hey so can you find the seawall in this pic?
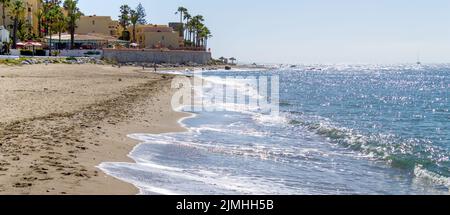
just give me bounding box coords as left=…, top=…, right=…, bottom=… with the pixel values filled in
left=102, top=49, right=212, bottom=65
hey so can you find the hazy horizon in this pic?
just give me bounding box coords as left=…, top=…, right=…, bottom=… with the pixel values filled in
left=79, top=0, right=450, bottom=64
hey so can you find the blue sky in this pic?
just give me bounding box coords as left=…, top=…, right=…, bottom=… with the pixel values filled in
left=78, top=0, right=450, bottom=64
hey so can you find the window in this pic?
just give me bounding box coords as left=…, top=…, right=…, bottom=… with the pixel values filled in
left=162, top=36, right=165, bottom=40
left=92, top=20, right=95, bottom=25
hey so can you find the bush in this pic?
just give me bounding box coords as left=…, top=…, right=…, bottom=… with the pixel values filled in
left=19, top=49, right=47, bottom=56
left=119, top=30, right=130, bottom=41
left=66, top=57, right=77, bottom=61
left=20, top=49, right=33, bottom=56
left=51, top=51, right=60, bottom=56
left=0, top=57, right=30, bottom=65
left=35, top=49, right=46, bottom=56
left=84, top=51, right=101, bottom=55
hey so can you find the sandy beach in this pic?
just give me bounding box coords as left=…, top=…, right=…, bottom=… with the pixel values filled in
left=0, top=64, right=188, bottom=195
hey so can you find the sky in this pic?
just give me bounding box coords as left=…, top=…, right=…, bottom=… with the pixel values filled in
left=78, top=0, right=450, bottom=64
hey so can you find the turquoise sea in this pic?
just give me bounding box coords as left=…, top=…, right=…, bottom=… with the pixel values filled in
left=100, top=64, right=449, bottom=195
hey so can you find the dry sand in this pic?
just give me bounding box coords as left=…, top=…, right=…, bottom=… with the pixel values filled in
left=0, top=64, right=188, bottom=195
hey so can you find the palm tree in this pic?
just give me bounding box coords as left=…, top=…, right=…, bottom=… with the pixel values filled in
left=229, top=57, right=236, bottom=65
left=63, top=0, right=81, bottom=49
left=175, top=7, right=187, bottom=24
left=183, top=12, right=191, bottom=42
left=17, top=19, right=30, bottom=41
left=9, top=0, right=24, bottom=49
left=0, top=0, right=10, bottom=28
left=175, top=6, right=187, bottom=37
left=42, top=0, right=53, bottom=36
left=129, top=9, right=138, bottom=43
left=45, top=1, right=61, bottom=55
left=185, top=16, right=193, bottom=46
left=35, top=4, right=44, bottom=37
left=194, top=22, right=204, bottom=47
left=189, top=15, right=204, bottom=47
left=199, top=26, right=211, bottom=49
left=53, top=8, right=66, bottom=49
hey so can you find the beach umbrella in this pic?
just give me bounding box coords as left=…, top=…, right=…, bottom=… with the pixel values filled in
left=130, top=43, right=139, bottom=48
left=24, top=42, right=43, bottom=55
left=31, top=42, right=42, bottom=47
left=20, top=41, right=42, bottom=47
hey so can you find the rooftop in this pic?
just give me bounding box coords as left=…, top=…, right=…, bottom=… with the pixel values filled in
left=136, top=25, right=175, bottom=33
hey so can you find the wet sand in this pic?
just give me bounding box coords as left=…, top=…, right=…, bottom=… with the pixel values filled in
left=0, top=64, right=188, bottom=194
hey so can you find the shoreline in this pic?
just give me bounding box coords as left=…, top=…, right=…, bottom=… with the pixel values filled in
left=97, top=106, right=197, bottom=195
left=0, top=64, right=189, bottom=194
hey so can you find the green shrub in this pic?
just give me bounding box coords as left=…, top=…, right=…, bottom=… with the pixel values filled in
left=119, top=30, right=131, bottom=41
left=0, top=58, right=26, bottom=65
left=84, top=51, right=101, bottom=55
left=20, top=49, right=33, bottom=56
left=66, top=57, right=77, bottom=61
left=35, top=49, right=46, bottom=56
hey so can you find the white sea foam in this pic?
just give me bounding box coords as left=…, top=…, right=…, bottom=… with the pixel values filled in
left=414, top=165, right=450, bottom=190
left=99, top=160, right=297, bottom=195
left=252, top=113, right=289, bottom=125
left=126, top=131, right=327, bottom=165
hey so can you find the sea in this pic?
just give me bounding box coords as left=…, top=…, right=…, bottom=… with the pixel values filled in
left=99, top=64, right=449, bottom=195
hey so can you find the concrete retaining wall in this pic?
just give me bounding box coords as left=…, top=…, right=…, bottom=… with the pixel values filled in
left=10, top=49, right=50, bottom=56
left=9, top=49, right=101, bottom=58
left=58, top=49, right=103, bottom=58
left=102, top=49, right=211, bottom=65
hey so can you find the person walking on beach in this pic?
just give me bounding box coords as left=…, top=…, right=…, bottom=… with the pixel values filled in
left=154, top=63, right=157, bottom=72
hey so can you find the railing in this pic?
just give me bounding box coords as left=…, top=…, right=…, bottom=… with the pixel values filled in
left=172, top=46, right=207, bottom=51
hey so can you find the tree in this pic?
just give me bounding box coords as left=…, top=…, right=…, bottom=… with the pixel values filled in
left=129, top=3, right=147, bottom=42
left=52, top=7, right=66, bottom=49
left=183, top=12, right=191, bottom=42
left=42, top=0, right=54, bottom=36
left=199, top=26, right=212, bottom=49
left=9, top=0, right=24, bottom=49
left=44, top=1, right=61, bottom=55
left=189, top=15, right=204, bottom=47
left=119, top=4, right=130, bottom=28
left=175, top=7, right=187, bottom=24
left=229, top=57, right=236, bottom=65
left=63, top=0, right=81, bottom=49
left=129, top=9, right=138, bottom=42
left=118, top=4, right=131, bottom=40
left=17, top=17, right=36, bottom=41
left=136, top=3, right=146, bottom=24
left=175, top=6, right=187, bottom=37
left=0, top=0, right=10, bottom=28
left=35, top=6, right=44, bottom=37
